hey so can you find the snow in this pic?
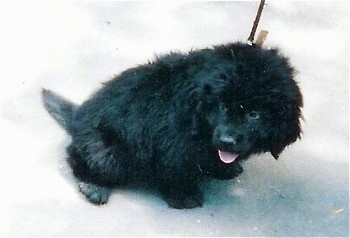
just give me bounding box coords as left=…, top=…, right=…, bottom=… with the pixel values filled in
left=1, top=1, right=348, bottom=236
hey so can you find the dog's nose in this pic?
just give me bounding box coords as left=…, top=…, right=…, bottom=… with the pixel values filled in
left=219, top=134, right=243, bottom=145
left=219, top=135, right=235, bottom=143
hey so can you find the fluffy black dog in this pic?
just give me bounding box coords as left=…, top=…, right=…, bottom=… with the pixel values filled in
left=42, top=43, right=303, bottom=209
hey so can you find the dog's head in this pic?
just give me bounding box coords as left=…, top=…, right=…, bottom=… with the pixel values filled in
left=193, top=44, right=303, bottom=163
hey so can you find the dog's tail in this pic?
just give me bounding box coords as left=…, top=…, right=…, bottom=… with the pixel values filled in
left=42, top=89, right=77, bottom=133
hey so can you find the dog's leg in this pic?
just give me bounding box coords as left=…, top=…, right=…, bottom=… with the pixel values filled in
left=78, top=182, right=111, bottom=205
left=158, top=178, right=203, bottom=209
left=66, top=131, right=127, bottom=205
left=161, top=188, right=203, bottom=209
left=208, top=162, right=244, bottom=180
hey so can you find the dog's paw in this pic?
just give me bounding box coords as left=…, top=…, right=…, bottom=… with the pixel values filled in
left=228, top=163, right=244, bottom=177
left=164, top=190, right=203, bottom=209
left=210, top=163, right=244, bottom=180
left=78, top=182, right=111, bottom=205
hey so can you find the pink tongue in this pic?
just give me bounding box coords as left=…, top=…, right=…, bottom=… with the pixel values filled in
left=218, top=150, right=239, bottom=164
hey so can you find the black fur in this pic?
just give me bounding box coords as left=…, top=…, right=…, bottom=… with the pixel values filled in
left=42, top=43, right=303, bottom=209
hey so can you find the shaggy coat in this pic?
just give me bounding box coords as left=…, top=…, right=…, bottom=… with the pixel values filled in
left=42, top=43, right=303, bottom=209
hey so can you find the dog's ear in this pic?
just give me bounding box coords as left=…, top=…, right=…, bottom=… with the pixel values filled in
left=269, top=120, right=302, bottom=160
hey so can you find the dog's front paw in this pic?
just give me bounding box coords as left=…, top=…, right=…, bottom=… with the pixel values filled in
left=225, top=163, right=244, bottom=177
left=164, top=190, right=203, bottom=209
left=78, top=182, right=111, bottom=205
left=209, top=163, right=244, bottom=180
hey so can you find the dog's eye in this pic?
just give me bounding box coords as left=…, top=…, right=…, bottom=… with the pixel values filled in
left=247, top=111, right=260, bottom=120
left=218, top=73, right=228, bottom=80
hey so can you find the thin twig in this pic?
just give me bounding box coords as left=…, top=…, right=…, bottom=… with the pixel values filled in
left=247, top=0, right=266, bottom=45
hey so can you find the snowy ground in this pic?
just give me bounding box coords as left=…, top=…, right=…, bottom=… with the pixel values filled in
left=1, top=1, right=348, bottom=236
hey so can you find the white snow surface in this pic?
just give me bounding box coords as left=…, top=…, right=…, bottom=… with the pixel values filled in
left=1, top=1, right=348, bottom=236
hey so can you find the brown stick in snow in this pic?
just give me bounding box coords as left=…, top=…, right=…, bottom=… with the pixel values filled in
left=247, top=0, right=266, bottom=45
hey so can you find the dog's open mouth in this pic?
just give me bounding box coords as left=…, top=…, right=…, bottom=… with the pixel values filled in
left=218, top=150, right=239, bottom=164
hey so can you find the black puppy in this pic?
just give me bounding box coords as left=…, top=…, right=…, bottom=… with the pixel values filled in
left=42, top=43, right=303, bottom=209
